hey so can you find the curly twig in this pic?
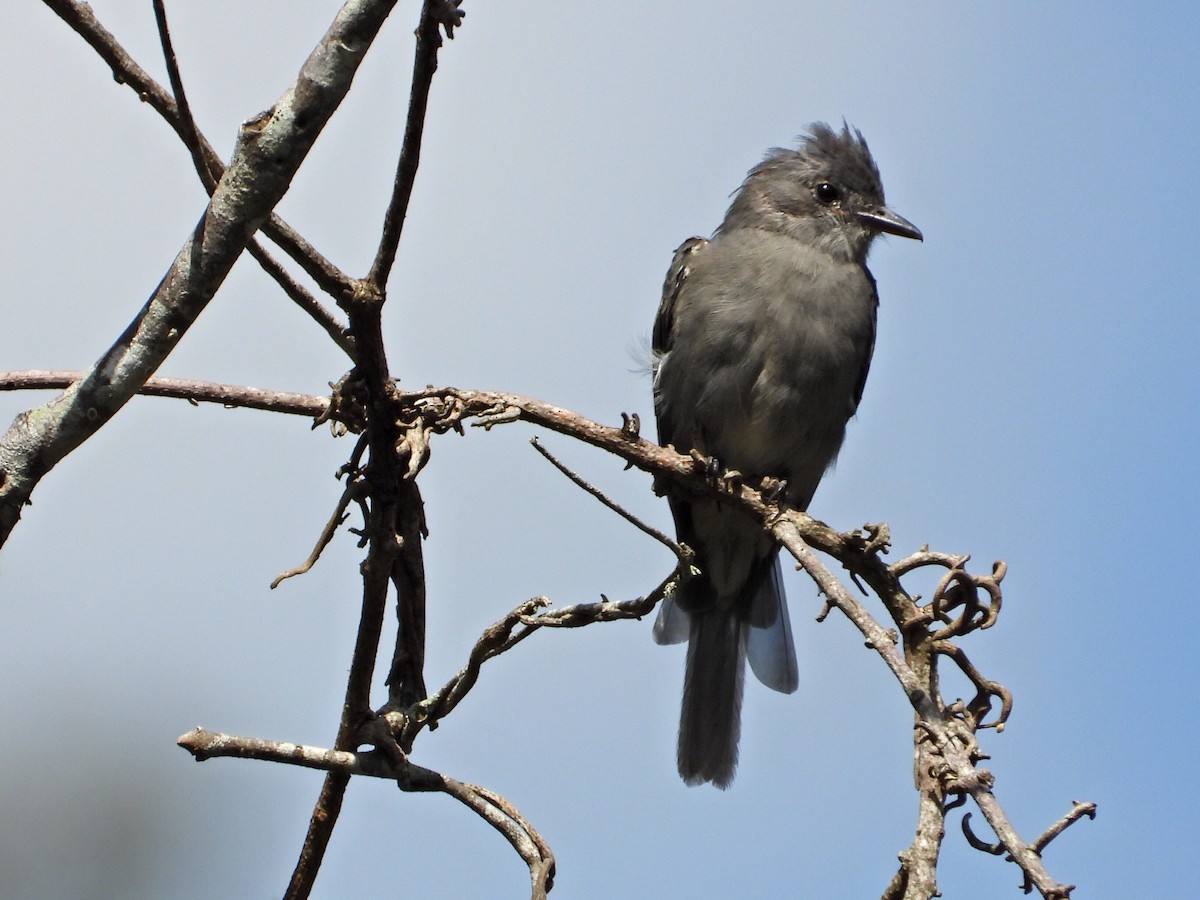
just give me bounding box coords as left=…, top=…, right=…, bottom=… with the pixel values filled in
left=409, top=575, right=671, bottom=745
left=935, top=640, right=1014, bottom=731
left=271, top=475, right=361, bottom=589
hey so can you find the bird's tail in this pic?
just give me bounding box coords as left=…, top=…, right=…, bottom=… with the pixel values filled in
left=665, top=556, right=797, bottom=788
left=678, top=605, right=744, bottom=789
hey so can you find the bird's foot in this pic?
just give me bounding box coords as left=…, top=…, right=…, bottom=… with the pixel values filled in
left=687, top=450, right=742, bottom=493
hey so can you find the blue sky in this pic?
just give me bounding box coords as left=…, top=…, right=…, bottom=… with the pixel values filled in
left=2, top=2, right=1197, bottom=897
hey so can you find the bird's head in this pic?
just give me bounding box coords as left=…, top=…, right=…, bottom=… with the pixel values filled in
left=722, top=122, right=922, bottom=263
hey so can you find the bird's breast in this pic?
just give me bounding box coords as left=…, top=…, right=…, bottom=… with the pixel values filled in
left=693, top=242, right=876, bottom=492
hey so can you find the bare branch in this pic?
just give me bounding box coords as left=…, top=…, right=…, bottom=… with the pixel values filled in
left=285, top=772, right=350, bottom=900
left=179, top=726, right=554, bottom=899
left=522, top=582, right=667, bottom=628
left=2, top=0, right=403, bottom=547
left=0, top=379, right=695, bottom=485
left=415, top=598, right=551, bottom=731
left=42, top=0, right=356, bottom=302
left=178, top=727, right=392, bottom=776
left=3, top=358, right=1088, bottom=894
left=441, top=778, right=555, bottom=899
left=282, top=0, right=468, bottom=860
left=765, top=520, right=1082, bottom=898
left=961, top=801, right=1093, bottom=899
left=411, top=576, right=672, bottom=742
left=884, top=784, right=945, bottom=900
left=52, top=0, right=361, bottom=355
left=1032, top=802, right=1097, bottom=856
left=151, top=1, right=354, bottom=355
left=0, top=371, right=328, bottom=416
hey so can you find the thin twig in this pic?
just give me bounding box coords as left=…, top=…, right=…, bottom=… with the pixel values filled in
left=367, top=0, right=465, bottom=288
left=530, top=436, right=682, bottom=556
left=413, top=598, right=549, bottom=734
left=151, top=0, right=216, bottom=190
left=152, top=0, right=354, bottom=354
left=245, top=242, right=355, bottom=356
left=43, top=0, right=356, bottom=301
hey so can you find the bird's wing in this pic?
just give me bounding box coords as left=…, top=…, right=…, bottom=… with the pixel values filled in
left=652, top=236, right=709, bottom=355
left=651, top=236, right=710, bottom=645
left=652, top=236, right=708, bottom=447
left=851, top=271, right=880, bottom=413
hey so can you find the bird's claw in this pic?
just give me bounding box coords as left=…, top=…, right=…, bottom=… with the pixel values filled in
left=688, top=450, right=732, bottom=488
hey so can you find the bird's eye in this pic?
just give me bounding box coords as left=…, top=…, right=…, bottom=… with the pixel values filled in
left=814, top=182, right=841, bottom=205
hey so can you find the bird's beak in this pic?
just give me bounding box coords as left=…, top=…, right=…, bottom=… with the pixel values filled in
left=856, top=206, right=923, bottom=241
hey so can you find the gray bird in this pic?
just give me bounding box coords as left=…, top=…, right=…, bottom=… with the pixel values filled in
left=651, top=122, right=921, bottom=788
